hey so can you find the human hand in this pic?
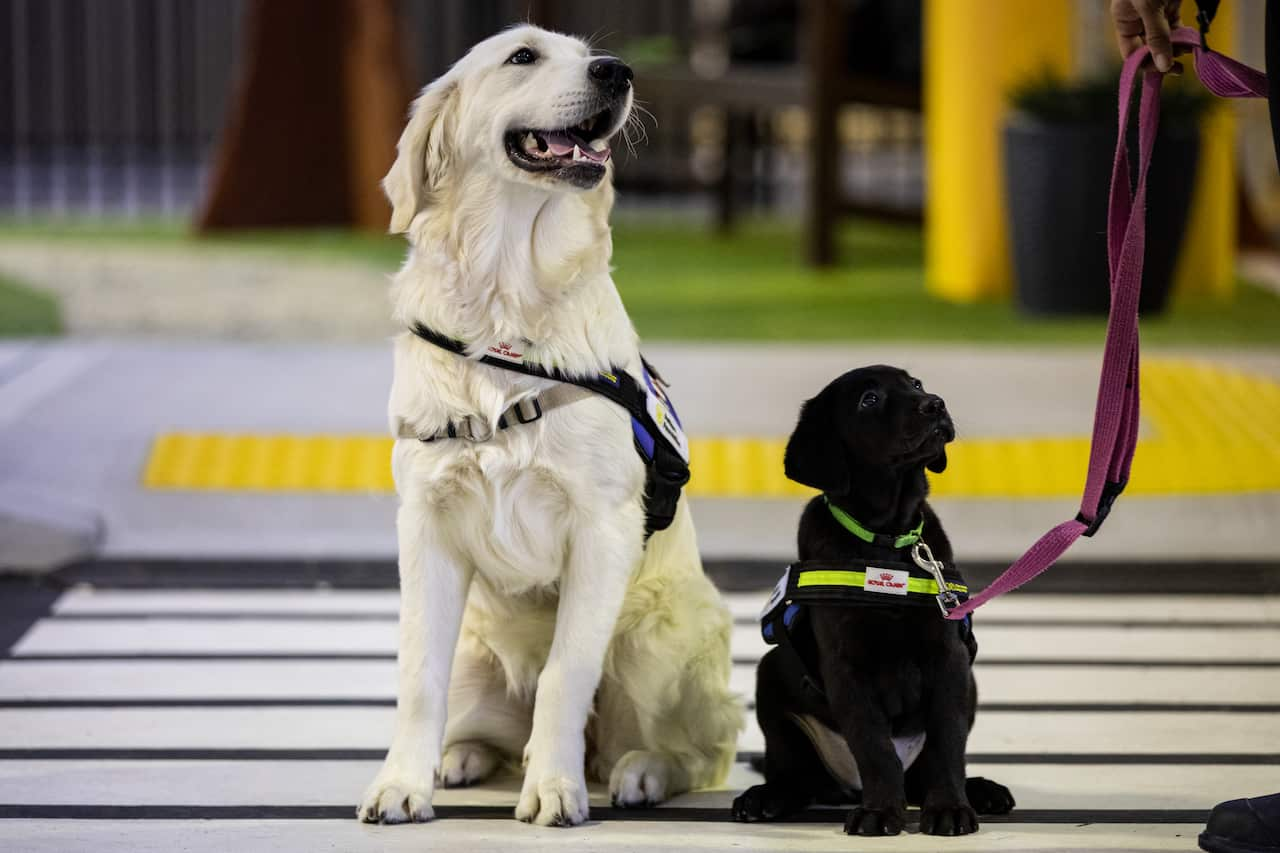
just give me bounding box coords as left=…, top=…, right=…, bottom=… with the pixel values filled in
left=1111, top=0, right=1181, bottom=72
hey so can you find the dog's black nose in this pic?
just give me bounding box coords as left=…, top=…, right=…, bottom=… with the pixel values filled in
left=919, top=394, right=946, bottom=416
left=588, top=57, right=633, bottom=97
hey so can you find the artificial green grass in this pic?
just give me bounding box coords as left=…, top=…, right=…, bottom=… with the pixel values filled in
left=0, top=273, right=61, bottom=336
left=611, top=217, right=1280, bottom=345
left=1, top=215, right=1277, bottom=344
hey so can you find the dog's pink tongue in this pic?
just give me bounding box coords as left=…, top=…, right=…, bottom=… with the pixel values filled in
left=541, top=131, right=611, bottom=163
left=542, top=132, right=577, bottom=157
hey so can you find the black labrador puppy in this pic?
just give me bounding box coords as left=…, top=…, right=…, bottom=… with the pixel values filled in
left=732, top=365, right=1014, bottom=836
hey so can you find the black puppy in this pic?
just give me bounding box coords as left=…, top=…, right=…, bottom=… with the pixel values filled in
left=732, top=365, right=1014, bottom=836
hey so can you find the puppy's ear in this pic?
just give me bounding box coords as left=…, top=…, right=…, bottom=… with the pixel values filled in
left=927, top=448, right=948, bottom=474
left=383, top=77, right=459, bottom=233
left=784, top=391, right=850, bottom=494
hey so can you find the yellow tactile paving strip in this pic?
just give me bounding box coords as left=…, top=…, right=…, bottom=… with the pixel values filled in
left=143, top=359, right=1280, bottom=498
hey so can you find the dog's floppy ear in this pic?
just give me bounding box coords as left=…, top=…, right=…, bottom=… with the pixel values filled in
left=784, top=390, right=850, bottom=495
left=927, top=448, right=947, bottom=474
left=383, top=76, right=459, bottom=233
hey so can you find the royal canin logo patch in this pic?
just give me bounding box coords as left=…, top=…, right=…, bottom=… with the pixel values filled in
left=487, top=341, right=524, bottom=362
left=863, top=567, right=909, bottom=595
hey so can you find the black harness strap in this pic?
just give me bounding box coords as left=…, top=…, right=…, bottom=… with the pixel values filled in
left=409, top=323, right=645, bottom=417
left=761, top=558, right=975, bottom=698
left=407, top=322, right=690, bottom=538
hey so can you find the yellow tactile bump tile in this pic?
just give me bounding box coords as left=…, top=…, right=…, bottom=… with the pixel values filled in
left=143, top=360, right=1280, bottom=498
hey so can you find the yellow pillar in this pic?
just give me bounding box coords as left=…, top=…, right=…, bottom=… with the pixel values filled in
left=1173, top=0, right=1236, bottom=300
left=925, top=0, right=1074, bottom=302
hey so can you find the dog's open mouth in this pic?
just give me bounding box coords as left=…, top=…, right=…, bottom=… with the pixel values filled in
left=504, top=108, right=615, bottom=180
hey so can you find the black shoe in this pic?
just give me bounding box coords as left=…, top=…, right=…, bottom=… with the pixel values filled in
left=1200, top=793, right=1280, bottom=853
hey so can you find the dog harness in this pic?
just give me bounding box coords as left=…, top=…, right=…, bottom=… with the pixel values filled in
left=402, top=322, right=690, bottom=538
left=760, top=500, right=972, bottom=695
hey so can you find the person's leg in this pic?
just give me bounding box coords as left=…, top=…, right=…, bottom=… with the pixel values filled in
left=1198, top=9, right=1280, bottom=853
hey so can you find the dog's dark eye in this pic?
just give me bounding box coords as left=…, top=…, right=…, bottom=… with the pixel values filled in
left=911, top=379, right=923, bottom=391
left=859, top=391, right=880, bottom=409
left=506, top=47, right=537, bottom=65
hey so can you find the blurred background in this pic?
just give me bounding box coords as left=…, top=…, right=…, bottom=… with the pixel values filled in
left=1, top=0, right=1278, bottom=344
left=0, top=0, right=1277, bottom=630
left=1, top=4, right=1278, bottom=849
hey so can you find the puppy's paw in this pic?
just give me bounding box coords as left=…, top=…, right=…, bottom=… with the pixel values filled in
left=966, top=776, right=1015, bottom=815
left=440, top=741, right=501, bottom=788
left=357, top=772, right=435, bottom=825
left=920, top=803, right=979, bottom=836
left=515, top=772, right=589, bottom=827
left=844, top=804, right=907, bottom=836
left=731, top=784, right=794, bottom=822
left=609, top=750, right=675, bottom=808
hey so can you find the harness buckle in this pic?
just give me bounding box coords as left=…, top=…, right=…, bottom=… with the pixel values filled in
left=458, top=417, right=494, bottom=442
left=911, top=541, right=961, bottom=616
left=1075, top=478, right=1127, bottom=537
left=1195, top=0, right=1218, bottom=51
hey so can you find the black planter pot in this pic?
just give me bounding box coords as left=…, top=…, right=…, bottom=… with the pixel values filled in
left=1003, top=115, right=1200, bottom=316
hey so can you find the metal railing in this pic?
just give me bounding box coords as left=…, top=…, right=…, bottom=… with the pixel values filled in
left=0, top=0, right=921, bottom=222
left=1, top=0, right=246, bottom=216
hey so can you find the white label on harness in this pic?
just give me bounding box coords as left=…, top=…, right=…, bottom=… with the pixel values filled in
left=761, top=565, right=791, bottom=620
left=641, top=368, right=690, bottom=462
left=484, top=340, right=528, bottom=365
left=864, top=567, right=909, bottom=595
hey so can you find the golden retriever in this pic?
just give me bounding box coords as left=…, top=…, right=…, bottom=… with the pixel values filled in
left=357, top=25, right=741, bottom=828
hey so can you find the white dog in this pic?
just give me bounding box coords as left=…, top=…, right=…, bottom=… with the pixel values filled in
left=358, top=25, right=741, bottom=828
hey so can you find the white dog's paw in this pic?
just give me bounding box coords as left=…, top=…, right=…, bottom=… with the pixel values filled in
left=357, top=771, right=435, bottom=824
left=609, top=750, right=675, bottom=808
left=515, top=771, right=589, bottom=827
left=440, top=741, right=501, bottom=788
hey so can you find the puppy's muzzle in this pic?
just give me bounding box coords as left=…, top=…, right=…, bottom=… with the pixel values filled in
left=918, top=394, right=955, bottom=442
left=918, top=394, right=946, bottom=416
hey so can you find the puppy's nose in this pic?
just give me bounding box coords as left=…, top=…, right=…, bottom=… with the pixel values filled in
left=588, top=57, right=633, bottom=97
left=919, top=395, right=946, bottom=416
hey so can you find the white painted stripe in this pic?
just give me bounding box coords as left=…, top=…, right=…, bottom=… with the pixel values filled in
left=1, top=660, right=1267, bottom=705
left=14, top=618, right=1280, bottom=661
left=52, top=589, right=401, bottom=615
left=0, top=661, right=398, bottom=699
left=730, top=664, right=1280, bottom=705
left=52, top=589, right=1280, bottom=623
left=731, top=624, right=1280, bottom=663
left=0, top=818, right=1209, bottom=853
left=12, top=619, right=398, bottom=655
left=741, top=711, right=1280, bottom=756
left=0, top=660, right=1268, bottom=706
left=968, top=665, right=1280, bottom=703
left=0, top=760, right=1260, bottom=812
left=0, top=708, right=1273, bottom=754
left=723, top=592, right=1280, bottom=623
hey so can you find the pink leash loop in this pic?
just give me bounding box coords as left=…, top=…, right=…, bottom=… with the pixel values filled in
left=946, top=29, right=1267, bottom=620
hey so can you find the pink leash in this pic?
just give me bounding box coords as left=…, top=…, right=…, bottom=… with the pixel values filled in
left=946, top=28, right=1269, bottom=620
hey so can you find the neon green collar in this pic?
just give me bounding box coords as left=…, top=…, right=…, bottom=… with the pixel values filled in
left=824, top=497, right=924, bottom=550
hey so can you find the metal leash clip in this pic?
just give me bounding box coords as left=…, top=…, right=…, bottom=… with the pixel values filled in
left=911, top=541, right=961, bottom=616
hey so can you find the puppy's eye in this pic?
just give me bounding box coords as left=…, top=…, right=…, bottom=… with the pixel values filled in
left=506, top=47, right=537, bottom=65
left=911, top=379, right=923, bottom=391
left=859, top=391, right=880, bottom=409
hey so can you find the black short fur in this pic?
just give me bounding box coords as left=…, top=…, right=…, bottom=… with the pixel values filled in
left=731, top=365, right=1015, bottom=836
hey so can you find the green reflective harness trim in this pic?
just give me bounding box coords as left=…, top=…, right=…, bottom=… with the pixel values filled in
left=824, top=497, right=924, bottom=550
left=796, top=568, right=968, bottom=597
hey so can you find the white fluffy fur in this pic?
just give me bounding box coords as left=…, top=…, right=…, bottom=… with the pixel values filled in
left=358, top=26, right=741, bottom=828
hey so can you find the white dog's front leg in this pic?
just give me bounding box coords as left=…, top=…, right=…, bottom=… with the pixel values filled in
left=358, top=504, right=472, bottom=824
left=516, top=521, right=640, bottom=827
